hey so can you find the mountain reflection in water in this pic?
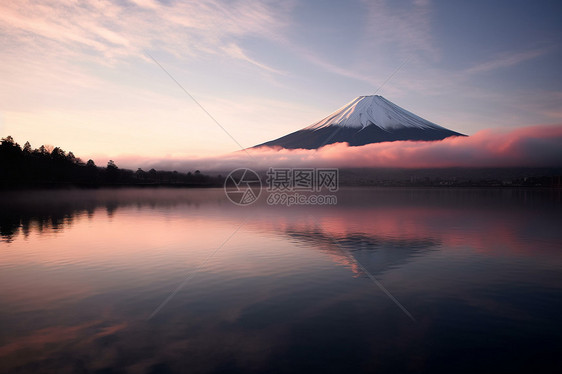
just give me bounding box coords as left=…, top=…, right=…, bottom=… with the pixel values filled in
left=1, top=188, right=561, bottom=373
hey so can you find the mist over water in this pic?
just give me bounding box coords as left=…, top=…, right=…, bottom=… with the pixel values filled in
left=1, top=188, right=561, bottom=373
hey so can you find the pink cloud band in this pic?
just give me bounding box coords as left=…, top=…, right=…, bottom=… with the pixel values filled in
left=111, top=124, right=562, bottom=171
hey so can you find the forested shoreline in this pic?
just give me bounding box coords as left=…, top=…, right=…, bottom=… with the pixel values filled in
left=0, top=136, right=223, bottom=188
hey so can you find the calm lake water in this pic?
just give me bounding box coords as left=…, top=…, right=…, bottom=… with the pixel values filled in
left=1, top=188, right=561, bottom=373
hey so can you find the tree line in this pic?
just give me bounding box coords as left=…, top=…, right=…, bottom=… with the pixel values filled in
left=0, top=136, right=223, bottom=188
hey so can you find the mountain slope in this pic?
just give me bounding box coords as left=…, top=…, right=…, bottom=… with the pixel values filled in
left=255, top=95, right=465, bottom=149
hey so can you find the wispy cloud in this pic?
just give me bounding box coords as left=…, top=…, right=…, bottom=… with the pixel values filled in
left=286, top=0, right=437, bottom=92
left=286, top=44, right=380, bottom=87
left=0, top=0, right=289, bottom=72
left=361, top=0, right=436, bottom=58
left=466, top=48, right=549, bottom=74
left=221, top=43, right=285, bottom=75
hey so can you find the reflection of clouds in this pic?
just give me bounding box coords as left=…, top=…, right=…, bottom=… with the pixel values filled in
left=0, top=319, right=129, bottom=372
left=0, top=320, right=128, bottom=357
left=0, top=188, right=230, bottom=242
left=1, top=188, right=561, bottom=372
left=245, top=188, right=562, bottom=258
left=0, top=255, right=363, bottom=373
left=3, top=188, right=562, bottom=258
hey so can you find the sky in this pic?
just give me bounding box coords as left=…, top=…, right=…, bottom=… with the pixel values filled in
left=1, top=0, right=561, bottom=168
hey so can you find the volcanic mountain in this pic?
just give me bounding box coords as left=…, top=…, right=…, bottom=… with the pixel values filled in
left=255, top=95, right=465, bottom=149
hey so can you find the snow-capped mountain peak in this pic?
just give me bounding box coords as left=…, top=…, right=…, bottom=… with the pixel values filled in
left=254, top=95, right=465, bottom=150
left=306, top=95, right=447, bottom=131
